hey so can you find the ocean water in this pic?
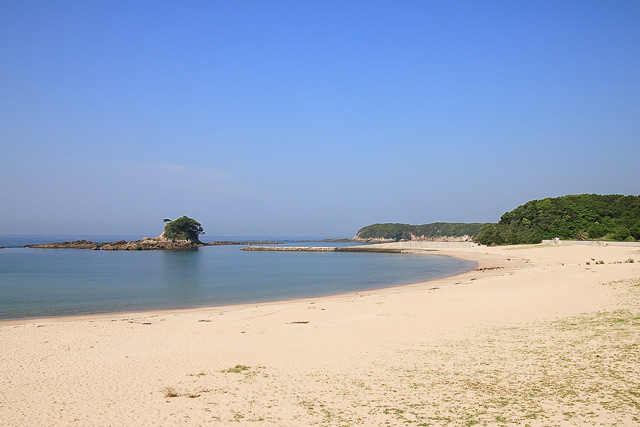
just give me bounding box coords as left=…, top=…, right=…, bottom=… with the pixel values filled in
left=0, top=235, right=476, bottom=320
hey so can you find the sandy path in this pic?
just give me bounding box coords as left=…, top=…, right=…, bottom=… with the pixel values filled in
left=1, top=243, right=639, bottom=426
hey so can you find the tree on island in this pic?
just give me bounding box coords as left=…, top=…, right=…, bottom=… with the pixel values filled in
left=162, top=216, right=205, bottom=243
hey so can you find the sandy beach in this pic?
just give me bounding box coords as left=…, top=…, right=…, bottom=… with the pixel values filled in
left=1, top=243, right=639, bottom=426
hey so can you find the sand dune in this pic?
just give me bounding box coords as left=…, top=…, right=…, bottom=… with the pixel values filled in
left=1, top=243, right=639, bottom=426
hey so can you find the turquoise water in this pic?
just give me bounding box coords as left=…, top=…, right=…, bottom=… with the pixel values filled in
left=0, top=236, right=476, bottom=320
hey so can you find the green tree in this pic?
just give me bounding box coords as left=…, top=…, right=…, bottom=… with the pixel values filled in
left=163, top=216, right=205, bottom=243
left=479, top=194, right=640, bottom=245
left=356, top=222, right=486, bottom=241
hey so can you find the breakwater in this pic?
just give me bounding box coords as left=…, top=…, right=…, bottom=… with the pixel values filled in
left=242, top=246, right=421, bottom=254
left=242, top=246, right=336, bottom=252
left=242, top=241, right=478, bottom=253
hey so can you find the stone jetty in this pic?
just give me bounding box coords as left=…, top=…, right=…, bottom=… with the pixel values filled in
left=242, top=241, right=477, bottom=253
left=242, top=246, right=410, bottom=254
left=242, top=246, right=336, bottom=252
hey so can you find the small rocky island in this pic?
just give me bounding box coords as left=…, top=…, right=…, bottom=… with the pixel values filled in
left=24, top=216, right=278, bottom=251
left=25, top=237, right=202, bottom=251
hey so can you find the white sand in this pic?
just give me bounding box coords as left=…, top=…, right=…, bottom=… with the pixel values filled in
left=1, top=243, right=639, bottom=426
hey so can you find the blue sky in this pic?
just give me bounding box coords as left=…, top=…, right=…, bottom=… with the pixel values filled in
left=1, top=1, right=639, bottom=237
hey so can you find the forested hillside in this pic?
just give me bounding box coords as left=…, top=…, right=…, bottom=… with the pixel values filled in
left=477, top=194, right=640, bottom=245
left=355, top=222, right=486, bottom=242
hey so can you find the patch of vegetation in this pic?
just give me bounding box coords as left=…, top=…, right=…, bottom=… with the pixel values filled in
left=222, top=364, right=251, bottom=374
left=477, top=194, right=640, bottom=245
left=163, top=386, right=179, bottom=398
left=162, top=216, right=205, bottom=243
left=356, top=222, right=487, bottom=241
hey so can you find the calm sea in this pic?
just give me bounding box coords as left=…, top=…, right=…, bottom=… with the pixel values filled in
left=0, top=235, right=476, bottom=320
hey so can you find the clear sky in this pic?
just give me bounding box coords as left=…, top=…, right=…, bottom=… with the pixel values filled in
left=1, top=1, right=639, bottom=238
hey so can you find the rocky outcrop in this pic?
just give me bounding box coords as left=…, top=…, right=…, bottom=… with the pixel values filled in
left=100, top=237, right=201, bottom=250
left=25, top=237, right=285, bottom=250
left=26, top=237, right=201, bottom=251
left=26, top=240, right=101, bottom=250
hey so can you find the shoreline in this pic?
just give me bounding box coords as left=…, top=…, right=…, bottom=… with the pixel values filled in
left=0, top=246, right=483, bottom=325
left=2, top=243, right=639, bottom=425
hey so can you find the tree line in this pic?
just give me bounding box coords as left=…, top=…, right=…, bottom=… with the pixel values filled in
left=477, top=194, right=640, bottom=245
left=356, top=222, right=486, bottom=241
